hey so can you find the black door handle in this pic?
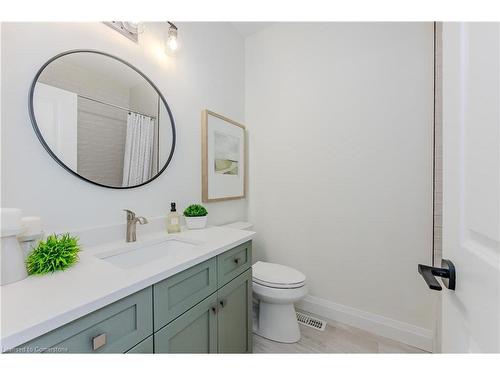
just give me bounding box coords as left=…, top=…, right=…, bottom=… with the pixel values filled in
left=418, top=259, right=456, bottom=291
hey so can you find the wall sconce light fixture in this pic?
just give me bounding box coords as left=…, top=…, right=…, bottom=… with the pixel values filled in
left=165, top=22, right=179, bottom=56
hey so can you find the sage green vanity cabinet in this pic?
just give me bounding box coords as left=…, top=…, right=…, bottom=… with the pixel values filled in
left=155, top=293, right=218, bottom=353
left=153, top=241, right=253, bottom=353
left=154, top=268, right=253, bottom=354
left=14, top=286, right=153, bottom=353
left=126, top=335, right=154, bottom=353
left=153, top=258, right=217, bottom=330
left=217, top=268, right=252, bottom=353
left=12, top=240, right=252, bottom=354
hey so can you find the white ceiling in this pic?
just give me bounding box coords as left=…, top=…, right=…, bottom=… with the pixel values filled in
left=230, top=22, right=274, bottom=37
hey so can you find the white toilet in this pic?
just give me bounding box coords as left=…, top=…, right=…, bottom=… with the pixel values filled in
left=252, top=261, right=307, bottom=343
left=221, top=222, right=307, bottom=343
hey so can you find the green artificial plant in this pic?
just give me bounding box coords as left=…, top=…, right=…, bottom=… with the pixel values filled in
left=183, top=204, right=208, bottom=217
left=26, top=233, right=80, bottom=275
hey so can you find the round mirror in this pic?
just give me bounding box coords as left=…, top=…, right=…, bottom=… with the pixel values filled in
left=29, top=50, right=176, bottom=189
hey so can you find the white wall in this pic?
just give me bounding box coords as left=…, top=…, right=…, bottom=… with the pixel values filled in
left=1, top=22, right=247, bottom=233
left=245, top=23, right=436, bottom=341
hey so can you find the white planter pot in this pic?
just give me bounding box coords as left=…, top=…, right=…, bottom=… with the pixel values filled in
left=185, top=216, right=208, bottom=230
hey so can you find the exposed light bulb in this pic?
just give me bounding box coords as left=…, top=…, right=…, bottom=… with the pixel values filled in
left=167, top=36, right=178, bottom=51
left=165, top=22, right=179, bottom=56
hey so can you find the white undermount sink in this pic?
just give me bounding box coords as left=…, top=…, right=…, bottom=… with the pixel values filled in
left=95, top=238, right=201, bottom=269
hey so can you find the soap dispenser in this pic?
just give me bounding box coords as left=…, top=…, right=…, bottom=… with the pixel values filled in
left=166, top=202, right=181, bottom=234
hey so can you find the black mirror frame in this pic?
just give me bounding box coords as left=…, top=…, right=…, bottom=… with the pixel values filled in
left=28, top=49, right=176, bottom=189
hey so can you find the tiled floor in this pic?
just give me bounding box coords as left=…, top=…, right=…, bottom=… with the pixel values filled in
left=253, top=313, right=427, bottom=354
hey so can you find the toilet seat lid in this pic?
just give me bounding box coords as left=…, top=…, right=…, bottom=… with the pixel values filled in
left=252, top=261, right=306, bottom=288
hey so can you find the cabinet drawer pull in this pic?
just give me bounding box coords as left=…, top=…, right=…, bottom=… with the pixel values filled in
left=92, top=333, right=107, bottom=351
left=233, top=257, right=241, bottom=264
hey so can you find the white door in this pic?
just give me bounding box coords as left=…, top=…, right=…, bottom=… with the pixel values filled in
left=33, top=82, right=78, bottom=170
left=441, top=22, right=500, bottom=353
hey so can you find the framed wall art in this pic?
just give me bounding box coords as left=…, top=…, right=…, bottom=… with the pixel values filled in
left=201, top=109, right=246, bottom=202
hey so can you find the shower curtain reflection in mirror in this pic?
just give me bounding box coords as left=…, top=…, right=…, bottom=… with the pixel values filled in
left=122, top=113, right=156, bottom=186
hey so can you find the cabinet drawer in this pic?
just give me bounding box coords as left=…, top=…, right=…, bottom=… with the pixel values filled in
left=15, top=287, right=153, bottom=353
left=217, top=241, right=252, bottom=287
left=126, top=335, right=154, bottom=353
left=154, top=258, right=217, bottom=330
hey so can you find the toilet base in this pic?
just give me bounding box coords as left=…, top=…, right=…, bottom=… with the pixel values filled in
left=256, top=301, right=301, bottom=343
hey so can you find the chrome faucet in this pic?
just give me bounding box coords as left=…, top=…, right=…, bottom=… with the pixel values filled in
left=124, top=209, right=148, bottom=242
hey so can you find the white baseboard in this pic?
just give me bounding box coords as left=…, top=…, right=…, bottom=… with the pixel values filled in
left=296, top=295, right=433, bottom=352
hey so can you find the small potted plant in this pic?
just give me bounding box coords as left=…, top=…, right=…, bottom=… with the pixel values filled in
left=183, top=204, right=208, bottom=230
left=26, top=233, right=80, bottom=275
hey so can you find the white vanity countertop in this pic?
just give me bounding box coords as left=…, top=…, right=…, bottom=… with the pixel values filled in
left=0, top=226, right=255, bottom=351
